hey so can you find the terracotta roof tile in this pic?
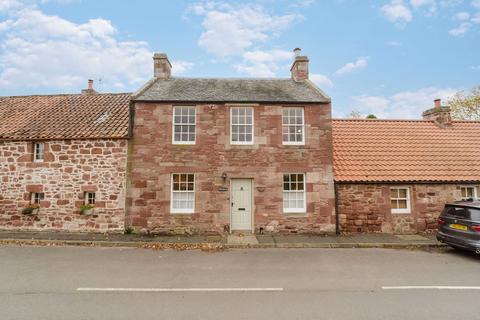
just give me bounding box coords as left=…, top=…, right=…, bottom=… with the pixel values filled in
left=332, top=119, right=480, bottom=182
left=0, top=93, right=131, bottom=140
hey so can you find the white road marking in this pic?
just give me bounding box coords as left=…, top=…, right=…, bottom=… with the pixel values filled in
left=77, top=287, right=284, bottom=292
left=382, top=286, right=480, bottom=290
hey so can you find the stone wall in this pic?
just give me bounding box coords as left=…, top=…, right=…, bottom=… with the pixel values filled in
left=0, top=139, right=128, bottom=232
left=337, top=183, right=479, bottom=233
left=127, top=102, right=335, bottom=235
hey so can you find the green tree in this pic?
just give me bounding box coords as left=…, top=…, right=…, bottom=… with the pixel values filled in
left=366, top=114, right=377, bottom=119
left=448, top=86, right=480, bottom=120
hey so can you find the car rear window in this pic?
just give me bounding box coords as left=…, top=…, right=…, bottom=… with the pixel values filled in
left=441, top=206, right=480, bottom=221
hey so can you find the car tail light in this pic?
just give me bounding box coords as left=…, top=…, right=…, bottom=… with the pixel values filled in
left=438, top=218, right=445, bottom=226
left=471, top=225, right=480, bottom=232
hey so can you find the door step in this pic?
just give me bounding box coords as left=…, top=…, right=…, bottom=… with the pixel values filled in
left=227, top=234, right=259, bottom=245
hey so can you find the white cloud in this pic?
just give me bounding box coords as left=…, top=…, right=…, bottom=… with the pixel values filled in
left=171, top=60, right=194, bottom=75
left=352, top=87, right=459, bottom=119
left=385, top=40, right=402, bottom=46
left=335, top=57, right=368, bottom=75
left=472, top=12, right=480, bottom=22
left=381, top=0, right=413, bottom=24
left=0, top=2, right=194, bottom=92
left=187, top=2, right=301, bottom=59
left=310, top=73, right=333, bottom=88
left=234, top=49, right=293, bottom=77
left=472, top=0, right=480, bottom=9
left=453, top=11, right=470, bottom=20
left=449, top=21, right=472, bottom=35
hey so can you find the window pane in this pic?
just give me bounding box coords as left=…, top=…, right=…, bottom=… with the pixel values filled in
left=398, top=200, right=407, bottom=209
left=398, top=189, right=407, bottom=199
left=391, top=199, right=397, bottom=208
left=390, top=189, right=398, bottom=199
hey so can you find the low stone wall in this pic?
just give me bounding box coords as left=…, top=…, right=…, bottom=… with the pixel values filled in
left=337, top=183, right=478, bottom=234
left=0, top=139, right=128, bottom=232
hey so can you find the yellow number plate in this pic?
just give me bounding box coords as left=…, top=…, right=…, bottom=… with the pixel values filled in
left=450, top=224, right=468, bottom=231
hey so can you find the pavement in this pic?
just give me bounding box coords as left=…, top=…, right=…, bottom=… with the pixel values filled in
left=0, top=245, right=479, bottom=320
left=0, top=230, right=442, bottom=249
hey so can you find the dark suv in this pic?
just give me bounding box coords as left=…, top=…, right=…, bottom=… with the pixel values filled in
left=437, top=200, right=480, bottom=253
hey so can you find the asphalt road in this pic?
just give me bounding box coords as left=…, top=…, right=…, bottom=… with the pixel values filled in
left=0, top=246, right=479, bottom=320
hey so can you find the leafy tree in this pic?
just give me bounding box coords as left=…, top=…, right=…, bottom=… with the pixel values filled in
left=448, top=86, right=480, bottom=120
left=366, top=114, right=377, bottom=119
left=348, top=110, right=362, bottom=119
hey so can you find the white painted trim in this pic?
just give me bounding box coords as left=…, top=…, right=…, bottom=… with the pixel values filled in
left=172, top=106, right=196, bottom=145
left=77, top=287, right=284, bottom=292
left=382, top=286, right=480, bottom=290
left=33, top=142, right=44, bottom=163
left=460, top=185, right=478, bottom=200
left=282, top=107, right=305, bottom=145
left=84, top=192, right=96, bottom=205
left=283, top=173, right=307, bottom=214
left=230, top=106, right=254, bottom=145
left=170, top=173, right=195, bottom=214
left=390, top=186, right=411, bottom=214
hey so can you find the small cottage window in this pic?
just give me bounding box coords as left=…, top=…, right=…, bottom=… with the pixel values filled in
left=231, top=107, right=253, bottom=144
left=173, top=106, right=196, bottom=144
left=282, top=107, right=304, bottom=145
left=85, top=192, right=96, bottom=205
left=31, top=192, right=45, bottom=204
left=461, top=186, right=477, bottom=200
left=283, top=173, right=306, bottom=213
left=171, top=174, right=195, bottom=214
left=33, top=142, right=44, bottom=162
left=390, top=187, right=411, bottom=214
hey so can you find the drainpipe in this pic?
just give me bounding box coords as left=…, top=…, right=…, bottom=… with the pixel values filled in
left=334, top=181, right=340, bottom=235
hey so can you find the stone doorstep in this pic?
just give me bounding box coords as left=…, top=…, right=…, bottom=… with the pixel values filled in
left=227, top=234, right=259, bottom=245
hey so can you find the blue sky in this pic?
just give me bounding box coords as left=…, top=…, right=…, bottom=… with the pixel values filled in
left=0, top=0, right=479, bottom=118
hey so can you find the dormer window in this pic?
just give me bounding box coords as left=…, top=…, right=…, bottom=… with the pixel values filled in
left=33, top=142, right=44, bottom=162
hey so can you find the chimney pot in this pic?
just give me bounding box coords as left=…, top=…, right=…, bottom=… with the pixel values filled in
left=153, top=53, right=172, bottom=79
left=81, top=79, right=96, bottom=95
left=434, top=98, right=441, bottom=108
left=290, top=48, right=309, bottom=82
left=88, top=79, right=93, bottom=90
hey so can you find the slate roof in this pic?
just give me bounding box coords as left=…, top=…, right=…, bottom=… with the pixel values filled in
left=332, top=119, right=480, bottom=183
left=133, top=77, right=330, bottom=103
left=0, top=93, right=131, bottom=140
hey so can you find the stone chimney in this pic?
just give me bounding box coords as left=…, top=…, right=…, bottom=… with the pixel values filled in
left=81, top=79, right=97, bottom=95
left=422, top=98, right=452, bottom=127
left=290, top=48, right=309, bottom=82
left=153, top=53, right=172, bottom=79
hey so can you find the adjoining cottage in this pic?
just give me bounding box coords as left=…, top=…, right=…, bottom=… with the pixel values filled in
left=0, top=81, right=131, bottom=232
left=333, top=100, right=480, bottom=233
left=126, top=50, right=336, bottom=234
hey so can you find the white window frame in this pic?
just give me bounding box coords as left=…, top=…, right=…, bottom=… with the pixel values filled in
left=172, top=106, right=196, bottom=145
left=31, top=192, right=44, bottom=204
left=460, top=186, right=477, bottom=200
left=84, top=192, right=96, bottom=205
left=282, top=107, right=305, bottom=145
left=390, top=187, right=411, bottom=214
left=33, top=142, right=44, bottom=162
left=170, top=173, right=195, bottom=214
left=283, top=173, right=306, bottom=214
left=230, top=107, right=254, bottom=145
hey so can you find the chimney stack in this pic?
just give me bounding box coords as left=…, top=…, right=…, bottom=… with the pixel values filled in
left=153, top=53, right=172, bottom=79
left=81, top=79, right=97, bottom=95
left=422, top=98, right=452, bottom=127
left=290, top=48, right=309, bottom=82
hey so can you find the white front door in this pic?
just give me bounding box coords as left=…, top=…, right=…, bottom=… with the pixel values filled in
left=230, top=179, right=253, bottom=231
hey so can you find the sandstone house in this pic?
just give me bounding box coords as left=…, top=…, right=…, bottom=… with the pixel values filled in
left=0, top=83, right=130, bottom=232
left=126, top=51, right=336, bottom=234
left=1, top=51, right=479, bottom=235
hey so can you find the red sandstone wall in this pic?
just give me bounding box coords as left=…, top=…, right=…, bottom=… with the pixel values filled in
left=337, top=183, right=478, bottom=233
left=127, top=103, right=335, bottom=235
left=0, top=139, right=128, bottom=232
